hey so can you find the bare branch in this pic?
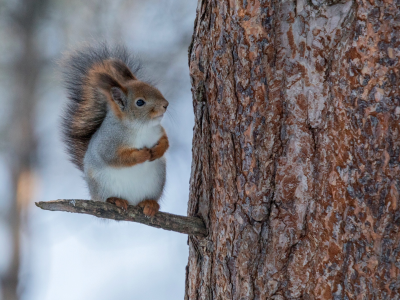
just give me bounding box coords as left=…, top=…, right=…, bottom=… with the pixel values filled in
left=35, top=200, right=207, bottom=236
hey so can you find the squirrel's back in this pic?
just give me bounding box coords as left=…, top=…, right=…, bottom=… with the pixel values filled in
left=61, top=43, right=142, bottom=170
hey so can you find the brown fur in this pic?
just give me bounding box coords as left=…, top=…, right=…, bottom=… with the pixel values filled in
left=62, top=44, right=168, bottom=172
left=66, top=59, right=134, bottom=169
left=150, top=133, right=169, bottom=161
left=112, top=147, right=151, bottom=167
left=86, top=62, right=168, bottom=123
left=106, top=197, right=129, bottom=210
left=62, top=45, right=168, bottom=214
left=118, top=80, right=169, bottom=122
left=86, top=60, right=128, bottom=120
left=138, top=199, right=160, bottom=216
left=111, top=131, right=169, bottom=167
left=69, top=73, right=168, bottom=167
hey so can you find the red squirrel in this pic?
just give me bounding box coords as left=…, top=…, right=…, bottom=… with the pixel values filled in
left=61, top=43, right=169, bottom=216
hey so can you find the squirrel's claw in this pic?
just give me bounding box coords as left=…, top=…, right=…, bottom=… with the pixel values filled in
left=106, top=197, right=129, bottom=211
left=138, top=200, right=160, bottom=217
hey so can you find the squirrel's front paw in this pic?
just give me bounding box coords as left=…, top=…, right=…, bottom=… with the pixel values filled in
left=150, top=136, right=169, bottom=161
left=138, top=200, right=160, bottom=217
left=116, top=147, right=151, bottom=166
left=106, top=197, right=129, bottom=211
left=136, top=148, right=151, bottom=163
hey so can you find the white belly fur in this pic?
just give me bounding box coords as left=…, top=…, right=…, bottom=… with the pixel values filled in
left=96, top=158, right=165, bottom=205
left=86, top=123, right=166, bottom=205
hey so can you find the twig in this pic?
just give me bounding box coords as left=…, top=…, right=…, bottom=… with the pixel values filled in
left=35, top=199, right=207, bottom=236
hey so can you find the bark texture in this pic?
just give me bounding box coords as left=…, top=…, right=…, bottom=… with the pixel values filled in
left=36, top=200, right=207, bottom=236
left=186, top=0, right=400, bottom=299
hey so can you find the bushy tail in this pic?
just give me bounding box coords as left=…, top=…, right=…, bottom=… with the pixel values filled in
left=61, top=43, right=142, bottom=170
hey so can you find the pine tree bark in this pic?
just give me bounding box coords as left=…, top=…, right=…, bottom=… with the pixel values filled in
left=185, top=0, right=400, bottom=299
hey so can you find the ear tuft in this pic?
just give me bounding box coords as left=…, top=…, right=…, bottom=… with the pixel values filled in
left=112, top=60, right=136, bottom=81
left=110, top=87, right=127, bottom=110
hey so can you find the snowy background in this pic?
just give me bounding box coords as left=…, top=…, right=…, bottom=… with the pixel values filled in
left=0, top=0, right=197, bottom=299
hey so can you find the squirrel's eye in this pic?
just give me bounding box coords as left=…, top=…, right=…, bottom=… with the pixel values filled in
left=136, top=99, right=145, bottom=107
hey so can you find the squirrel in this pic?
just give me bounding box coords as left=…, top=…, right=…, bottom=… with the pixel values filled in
left=61, top=44, right=169, bottom=216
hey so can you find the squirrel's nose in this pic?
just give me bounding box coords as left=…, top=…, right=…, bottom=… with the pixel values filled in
left=163, top=102, right=169, bottom=110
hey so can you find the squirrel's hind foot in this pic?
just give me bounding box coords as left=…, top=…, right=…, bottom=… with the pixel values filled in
left=138, top=200, right=160, bottom=217
left=106, top=197, right=129, bottom=211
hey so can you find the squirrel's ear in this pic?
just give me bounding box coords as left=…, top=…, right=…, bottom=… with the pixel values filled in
left=111, top=60, right=137, bottom=81
left=110, top=87, right=127, bottom=110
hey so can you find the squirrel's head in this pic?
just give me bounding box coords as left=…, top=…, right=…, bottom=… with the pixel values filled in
left=93, top=59, right=169, bottom=126
left=109, top=80, right=168, bottom=126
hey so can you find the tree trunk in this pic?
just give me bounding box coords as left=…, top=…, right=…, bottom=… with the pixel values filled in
left=2, top=1, right=48, bottom=299
left=185, top=0, right=400, bottom=299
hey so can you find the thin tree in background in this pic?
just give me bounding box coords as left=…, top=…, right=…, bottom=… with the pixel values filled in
left=3, top=0, right=48, bottom=299
left=185, top=0, right=400, bottom=299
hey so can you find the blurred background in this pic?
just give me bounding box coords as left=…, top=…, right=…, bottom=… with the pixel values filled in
left=0, top=0, right=196, bottom=299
